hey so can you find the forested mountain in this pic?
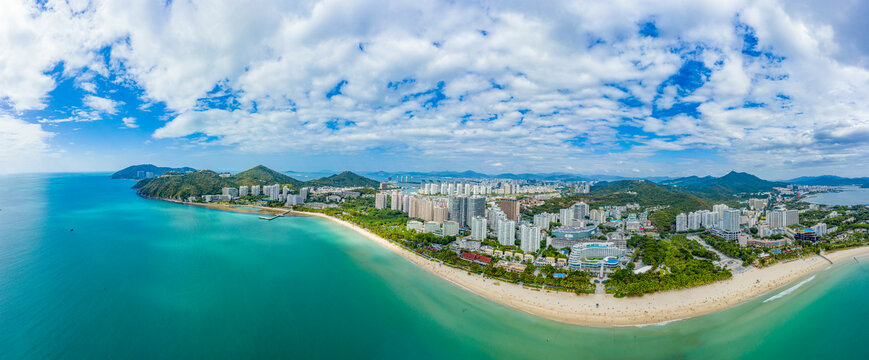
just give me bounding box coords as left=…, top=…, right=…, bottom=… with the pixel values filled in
left=130, top=165, right=380, bottom=199
left=308, top=171, right=380, bottom=188
left=660, top=171, right=785, bottom=197
left=785, top=175, right=869, bottom=186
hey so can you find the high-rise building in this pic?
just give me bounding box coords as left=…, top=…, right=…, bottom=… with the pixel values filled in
left=239, top=186, right=249, bottom=197
left=300, top=187, right=309, bottom=201
left=713, top=204, right=729, bottom=222
left=722, top=209, right=740, bottom=232
left=520, top=224, right=542, bottom=253
left=571, top=202, right=589, bottom=221
left=390, top=192, right=401, bottom=211
left=785, top=210, right=799, bottom=226
left=375, top=193, right=388, bottom=209
left=449, top=196, right=468, bottom=226
left=466, top=196, right=486, bottom=226
left=407, top=220, right=423, bottom=232
left=559, top=208, right=573, bottom=226
left=499, top=199, right=520, bottom=221
left=262, top=184, right=280, bottom=201
left=442, top=221, right=459, bottom=236
left=497, top=219, right=515, bottom=246
left=423, top=221, right=439, bottom=233
left=812, top=223, right=827, bottom=237
left=533, top=213, right=550, bottom=230
left=222, top=187, right=239, bottom=197
left=676, top=213, right=688, bottom=232
left=768, top=210, right=785, bottom=229
left=687, top=211, right=702, bottom=230
left=471, top=216, right=487, bottom=241
left=251, top=185, right=261, bottom=196
left=433, top=205, right=449, bottom=223
left=700, top=210, right=718, bottom=229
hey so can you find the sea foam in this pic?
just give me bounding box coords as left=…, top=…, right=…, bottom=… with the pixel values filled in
left=763, top=275, right=816, bottom=303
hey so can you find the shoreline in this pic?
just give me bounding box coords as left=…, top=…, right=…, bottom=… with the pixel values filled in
left=291, top=210, right=869, bottom=327
left=162, top=200, right=869, bottom=327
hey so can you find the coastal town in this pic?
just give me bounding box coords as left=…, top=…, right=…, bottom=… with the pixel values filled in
left=138, top=165, right=869, bottom=301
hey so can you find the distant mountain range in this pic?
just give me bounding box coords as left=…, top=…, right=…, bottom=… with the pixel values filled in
left=110, top=164, right=196, bottom=179
left=126, top=165, right=381, bottom=199
left=658, top=171, right=786, bottom=198
left=784, top=175, right=869, bottom=186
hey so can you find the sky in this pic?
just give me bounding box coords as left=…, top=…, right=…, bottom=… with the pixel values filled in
left=1, top=0, right=868, bottom=179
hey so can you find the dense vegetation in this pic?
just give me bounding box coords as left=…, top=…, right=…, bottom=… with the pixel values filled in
left=110, top=164, right=196, bottom=179
left=134, top=170, right=226, bottom=199
left=131, top=165, right=381, bottom=199
left=608, top=235, right=731, bottom=297
left=660, top=171, right=785, bottom=198
left=307, top=171, right=381, bottom=188
left=699, top=232, right=759, bottom=266
left=232, top=165, right=303, bottom=187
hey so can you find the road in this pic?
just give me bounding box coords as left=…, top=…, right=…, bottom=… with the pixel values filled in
left=688, top=235, right=750, bottom=274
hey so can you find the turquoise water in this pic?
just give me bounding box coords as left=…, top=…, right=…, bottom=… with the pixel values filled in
left=232, top=206, right=263, bottom=211
left=805, top=187, right=869, bottom=206
left=1, top=173, right=868, bottom=359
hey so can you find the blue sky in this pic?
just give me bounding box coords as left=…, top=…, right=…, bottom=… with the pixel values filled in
left=2, top=0, right=868, bottom=178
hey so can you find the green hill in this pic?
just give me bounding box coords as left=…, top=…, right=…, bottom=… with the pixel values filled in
left=592, top=180, right=709, bottom=211
left=661, top=171, right=785, bottom=197
left=233, top=165, right=303, bottom=187
left=132, top=166, right=380, bottom=199
left=133, top=170, right=225, bottom=199
left=111, top=164, right=196, bottom=179
left=307, top=171, right=380, bottom=188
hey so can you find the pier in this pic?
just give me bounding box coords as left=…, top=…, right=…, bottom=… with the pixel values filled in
left=818, top=252, right=834, bottom=265
left=259, top=209, right=292, bottom=220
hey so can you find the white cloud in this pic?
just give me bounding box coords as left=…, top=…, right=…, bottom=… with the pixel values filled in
left=121, top=117, right=138, bottom=128
left=0, top=0, right=868, bottom=177
left=84, top=95, right=122, bottom=114
left=0, top=115, right=55, bottom=173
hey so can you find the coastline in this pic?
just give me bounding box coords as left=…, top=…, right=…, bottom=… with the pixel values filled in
left=291, top=209, right=869, bottom=327
left=161, top=200, right=869, bottom=327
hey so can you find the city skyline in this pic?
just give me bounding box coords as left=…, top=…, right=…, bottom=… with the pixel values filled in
left=2, top=0, right=869, bottom=178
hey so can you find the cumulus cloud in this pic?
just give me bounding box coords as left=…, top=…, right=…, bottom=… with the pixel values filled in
left=1, top=0, right=868, bottom=176
left=121, top=117, right=138, bottom=128
left=84, top=95, right=122, bottom=114
left=0, top=115, right=55, bottom=173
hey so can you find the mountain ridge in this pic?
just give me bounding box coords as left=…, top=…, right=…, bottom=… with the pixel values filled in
left=129, top=165, right=380, bottom=199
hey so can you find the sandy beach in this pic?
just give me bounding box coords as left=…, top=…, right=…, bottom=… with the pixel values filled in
left=291, top=209, right=869, bottom=327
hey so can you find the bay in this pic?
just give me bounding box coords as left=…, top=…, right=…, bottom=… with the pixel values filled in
left=805, top=187, right=869, bottom=206
left=1, top=173, right=867, bottom=359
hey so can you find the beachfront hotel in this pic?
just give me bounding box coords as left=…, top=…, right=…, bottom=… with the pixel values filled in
left=567, top=242, right=626, bottom=270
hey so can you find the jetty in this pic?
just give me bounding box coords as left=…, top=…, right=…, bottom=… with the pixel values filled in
left=818, top=252, right=834, bottom=265
left=259, top=209, right=292, bottom=220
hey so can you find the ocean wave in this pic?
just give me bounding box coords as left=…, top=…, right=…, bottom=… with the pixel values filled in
left=763, top=275, right=816, bottom=303
left=629, top=319, right=683, bottom=328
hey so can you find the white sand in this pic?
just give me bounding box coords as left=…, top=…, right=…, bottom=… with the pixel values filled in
left=296, top=210, right=869, bottom=327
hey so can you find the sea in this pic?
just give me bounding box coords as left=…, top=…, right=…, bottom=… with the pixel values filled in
left=1, top=173, right=868, bottom=359
left=805, top=186, right=869, bottom=206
